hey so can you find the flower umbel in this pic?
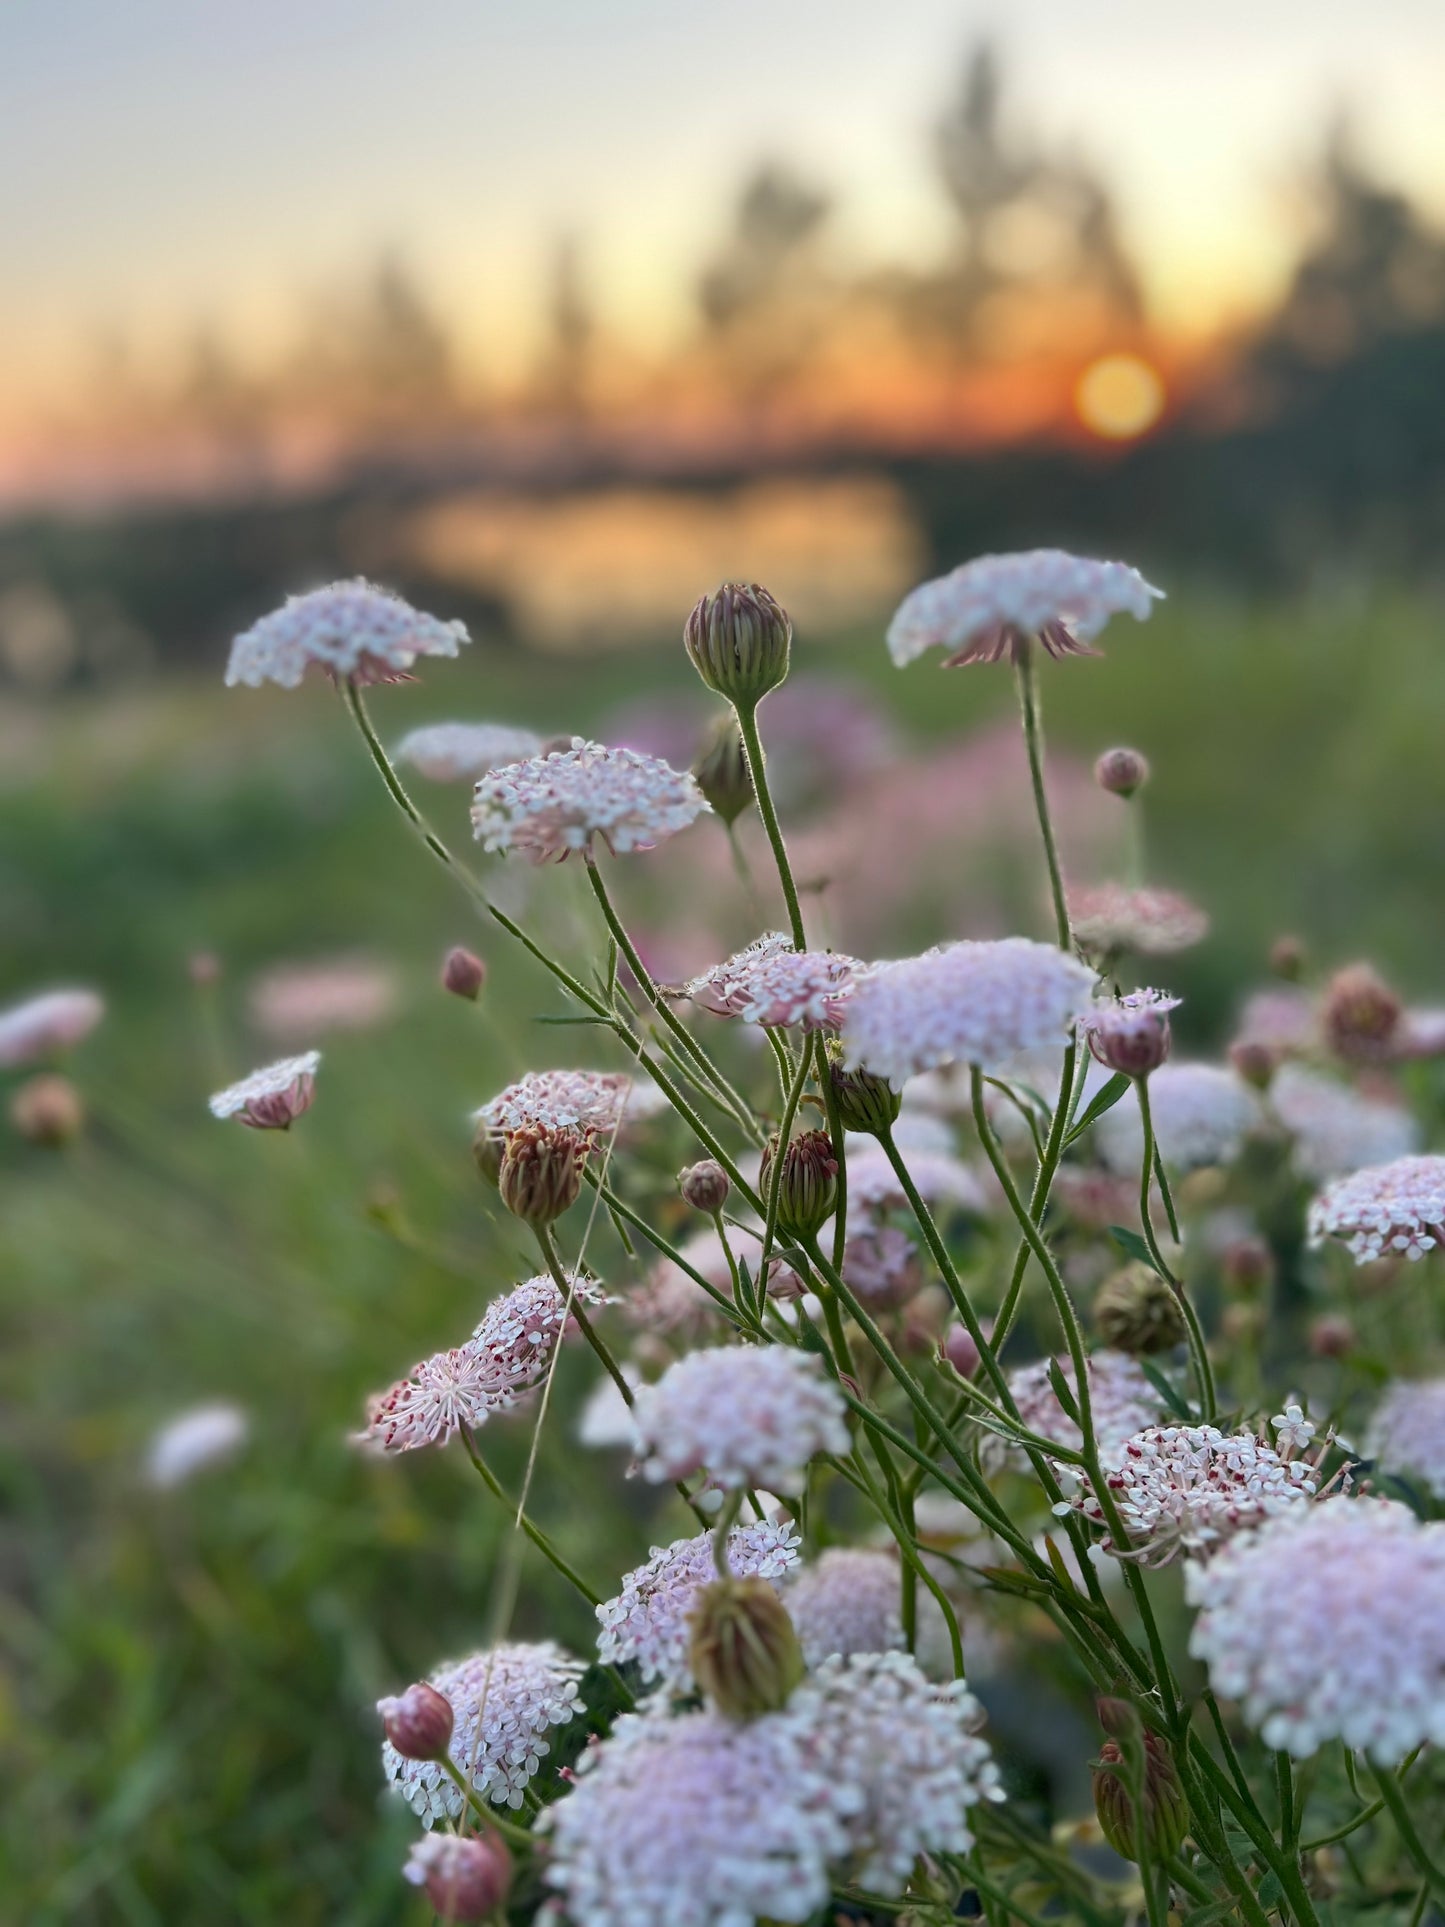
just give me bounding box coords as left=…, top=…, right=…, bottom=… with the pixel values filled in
left=887, top=548, right=1162, bottom=669
left=225, top=579, right=468, bottom=688
left=1307, top=1153, right=1445, bottom=1264
left=471, top=738, right=708, bottom=861
left=208, top=1051, right=320, bottom=1130
left=630, top=1345, right=850, bottom=1491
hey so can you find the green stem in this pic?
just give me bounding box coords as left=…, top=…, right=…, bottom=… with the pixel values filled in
left=1189, top=1738, right=1321, bottom=1927
left=437, top=1760, right=535, bottom=1849
left=1015, top=642, right=1071, bottom=950
left=458, top=1429, right=605, bottom=1609
left=815, top=1034, right=849, bottom=1273
left=1369, top=1764, right=1445, bottom=1905
left=760, top=1040, right=814, bottom=1270
left=734, top=699, right=807, bottom=949
left=991, top=1034, right=1082, bottom=1356
left=534, top=1226, right=631, bottom=1408
left=1137, top=1076, right=1216, bottom=1419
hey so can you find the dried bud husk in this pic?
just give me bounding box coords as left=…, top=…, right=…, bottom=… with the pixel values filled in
left=377, top=1681, right=455, bottom=1761
left=1092, top=1730, right=1189, bottom=1864
left=679, top=1159, right=730, bottom=1214
left=442, top=946, right=486, bottom=1001
left=688, top=1576, right=804, bottom=1719
left=1094, top=746, right=1150, bottom=798
left=826, top=1043, right=901, bottom=1137
left=1093, top=1262, right=1186, bottom=1356
left=9, top=1073, right=85, bottom=1148
left=759, top=1129, right=838, bottom=1241
left=691, top=715, right=755, bottom=826
left=1322, top=962, right=1401, bottom=1064
left=498, top=1123, right=586, bottom=1227
left=683, top=582, right=792, bottom=705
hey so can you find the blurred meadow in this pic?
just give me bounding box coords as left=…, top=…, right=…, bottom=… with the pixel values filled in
left=6, top=2, right=1445, bottom=1921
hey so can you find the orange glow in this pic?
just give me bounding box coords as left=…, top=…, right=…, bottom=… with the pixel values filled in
left=1075, top=354, right=1167, bottom=440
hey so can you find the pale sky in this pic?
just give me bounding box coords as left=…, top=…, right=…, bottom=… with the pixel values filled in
left=4, top=0, right=1445, bottom=416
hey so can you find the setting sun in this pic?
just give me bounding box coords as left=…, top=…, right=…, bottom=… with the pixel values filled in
left=1075, top=352, right=1167, bottom=440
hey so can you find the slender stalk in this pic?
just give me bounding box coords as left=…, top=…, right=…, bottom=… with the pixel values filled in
left=1137, top=1076, right=1216, bottom=1419
left=534, top=1226, right=633, bottom=1408
left=1014, top=642, right=1071, bottom=950
left=1369, top=1764, right=1445, bottom=1905
left=459, top=1428, right=603, bottom=1608
left=1189, top=1738, right=1322, bottom=1927
left=438, top=1760, right=536, bottom=1849
left=991, top=1034, right=1082, bottom=1357
left=734, top=698, right=807, bottom=949
left=760, top=1040, right=814, bottom=1270
left=815, top=1033, right=849, bottom=1272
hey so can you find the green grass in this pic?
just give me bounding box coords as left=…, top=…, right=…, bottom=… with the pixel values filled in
left=4, top=583, right=1445, bottom=1919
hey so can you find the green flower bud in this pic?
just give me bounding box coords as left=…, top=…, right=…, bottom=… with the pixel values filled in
left=1092, top=1730, right=1189, bottom=1864
left=826, top=1042, right=901, bottom=1138
left=691, top=715, right=755, bottom=826
left=1093, top=1262, right=1186, bottom=1356
left=683, top=582, right=792, bottom=706
left=759, top=1129, right=837, bottom=1241
left=497, top=1123, right=586, bottom=1227
left=688, top=1576, right=804, bottom=1719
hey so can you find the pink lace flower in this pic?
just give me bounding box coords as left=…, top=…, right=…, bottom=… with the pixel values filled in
left=887, top=549, right=1162, bottom=669
left=208, top=1051, right=319, bottom=1129
left=785, top=1549, right=904, bottom=1665
left=225, top=579, right=468, bottom=688
left=683, top=932, right=792, bottom=1015
left=1365, top=1380, right=1445, bottom=1499
left=1307, top=1154, right=1445, bottom=1264
left=248, top=956, right=397, bottom=1041
left=477, top=1068, right=640, bottom=1137
left=1067, top=883, right=1209, bottom=959
left=1270, top=1064, right=1419, bottom=1182
left=631, top=1346, right=850, bottom=1491
left=0, top=988, right=105, bottom=1068
left=395, top=721, right=543, bottom=782
left=687, top=941, right=865, bottom=1031
left=471, top=738, right=707, bottom=861
left=1005, top=1350, right=1165, bottom=1462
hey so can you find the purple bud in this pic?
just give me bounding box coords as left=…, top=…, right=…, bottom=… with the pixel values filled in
left=941, top=1323, right=981, bottom=1378
left=442, top=946, right=486, bottom=1001
left=1094, top=746, right=1150, bottom=798
left=402, top=1832, right=512, bottom=1920
left=377, top=1681, right=454, bottom=1761
left=679, top=1160, right=730, bottom=1214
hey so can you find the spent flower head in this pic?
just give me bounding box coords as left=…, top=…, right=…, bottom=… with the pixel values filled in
left=471, top=738, right=707, bottom=861
left=630, top=1345, right=850, bottom=1491
left=887, top=549, right=1162, bottom=669
left=225, top=579, right=467, bottom=688
left=0, top=987, right=105, bottom=1068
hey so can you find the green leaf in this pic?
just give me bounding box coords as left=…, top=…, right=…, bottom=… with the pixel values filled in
left=1067, top=1072, right=1131, bottom=1142
left=534, top=1013, right=614, bottom=1026
left=1256, top=1872, right=1284, bottom=1909
left=977, top=1564, right=1056, bottom=1599
left=1046, top=1357, right=1081, bottom=1425
left=1108, top=1224, right=1167, bottom=1276
left=1138, top=1357, right=1192, bottom=1419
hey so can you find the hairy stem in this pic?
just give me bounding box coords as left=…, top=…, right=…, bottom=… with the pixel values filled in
left=734, top=698, right=807, bottom=949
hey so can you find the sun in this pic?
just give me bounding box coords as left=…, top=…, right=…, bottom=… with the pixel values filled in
left=1075, top=353, right=1166, bottom=441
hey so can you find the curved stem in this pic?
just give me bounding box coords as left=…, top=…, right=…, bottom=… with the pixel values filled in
left=1370, top=1763, right=1445, bottom=1905
left=437, top=1760, right=536, bottom=1849
left=1137, top=1077, right=1217, bottom=1420
left=760, top=1039, right=814, bottom=1270
left=459, top=1428, right=604, bottom=1608
left=990, top=1033, right=1082, bottom=1357
left=1014, top=643, right=1071, bottom=950
left=534, top=1225, right=633, bottom=1408
left=734, top=699, right=806, bottom=949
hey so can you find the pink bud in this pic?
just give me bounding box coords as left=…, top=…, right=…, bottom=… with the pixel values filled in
left=402, top=1832, right=512, bottom=1921
left=377, top=1681, right=454, bottom=1761
left=942, top=1323, right=981, bottom=1378
left=1094, top=746, right=1150, bottom=798
left=1309, top=1313, right=1355, bottom=1360
left=442, top=946, right=486, bottom=1001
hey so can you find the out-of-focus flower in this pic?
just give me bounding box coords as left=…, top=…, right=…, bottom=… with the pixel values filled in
left=1309, top=1313, right=1356, bottom=1360
left=1092, top=1262, right=1186, bottom=1356
left=471, top=738, right=707, bottom=862
left=382, top=1643, right=587, bottom=1819
left=576, top=1362, right=642, bottom=1447
left=785, top=1549, right=904, bottom=1666
left=402, top=1833, right=512, bottom=1921
left=1396, top=1006, right=1445, bottom=1059
left=144, top=1400, right=250, bottom=1488
left=377, top=1682, right=455, bottom=1761
left=842, top=939, right=1096, bottom=1086
left=1094, top=746, right=1150, bottom=797
left=597, top=1520, right=802, bottom=1690
left=0, top=987, right=104, bottom=1068
left=476, top=1068, right=639, bottom=1137
left=631, top=1346, right=849, bottom=1491
left=1083, top=989, right=1179, bottom=1079
left=842, top=1224, right=923, bottom=1308
left=690, top=714, right=755, bottom=825
left=1270, top=1063, right=1419, bottom=1181
left=684, top=581, right=792, bottom=704
left=1095, top=1064, right=1259, bottom=1173
left=628, top=1227, right=802, bottom=1335
left=687, top=943, right=864, bottom=1031
left=887, top=550, right=1162, bottom=669
left=395, top=721, right=543, bottom=782
left=1005, top=1351, right=1165, bottom=1462
left=1307, top=1154, right=1445, bottom=1264
left=844, top=1144, right=988, bottom=1220
left=1185, top=1498, right=1445, bottom=1762
left=208, top=1051, right=320, bottom=1130
left=248, top=956, right=397, bottom=1041
left=225, top=579, right=468, bottom=688
left=1321, top=962, right=1402, bottom=1065
left=1067, top=883, right=1209, bottom=960
left=942, top=1323, right=982, bottom=1377
left=1365, top=1380, right=1445, bottom=1498
left=1233, top=986, right=1317, bottom=1061
left=441, top=946, right=486, bottom=1001
left=1058, top=1423, right=1320, bottom=1564
left=688, top=1576, right=805, bottom=1718
left=9, top=1073, right=85, bottom=1147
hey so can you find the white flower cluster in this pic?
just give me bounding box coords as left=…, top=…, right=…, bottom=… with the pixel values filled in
left=208, top=1051, right=321, bottom=1129
left=785, top=1548, right=904, bottom=1666
left=477, top=1068, right=641, bottom=1137
left=1095, top=1063, right=1259, bottom=1173
left=1307, top=1154, right=1445, bottom=1264
left=842, top=938, right=1096, bottom=1086
left=382, top=1642, right=587, bottom=1820
left=886, top=548, right=1161, bottom=668
left=0, top=987, right=105, bottom=1068
left=225, top=579, right=468, bottom=688
left=844, top=1144, right=987, bottom=1220
left=630, top=1345, right=850, bottom=1491
left=687, top=941, right=865, bottom=1030
left=394, top=721, right=543, bottom=782
left=1185, top=1498, right=1445, bottom=1763
left=1058, top=1423, right=1319, bottom=1564
left=1005, top=1350, right=1165, bottom=1462
left=1270, top=1063, right=1419, bottom=1181
left=1365, top=1379, right=1445, bottom=1499
left=542, top=1650, right=1001, bottom=1925
left=144, top=1401, right=250, bottom=1489
left=596, top=1520, right=802, bottom=1688
left=471, top=738, right=708, bottom=861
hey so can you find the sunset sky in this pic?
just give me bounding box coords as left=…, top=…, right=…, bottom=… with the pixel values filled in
left=5, top=0, right=1445, bottom=436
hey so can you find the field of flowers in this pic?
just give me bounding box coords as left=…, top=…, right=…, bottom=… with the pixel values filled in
left=5, top=564, right=1445, bottom=1924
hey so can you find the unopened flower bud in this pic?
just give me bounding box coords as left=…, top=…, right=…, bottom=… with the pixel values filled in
left=442, top=946, right=486, bottom=1001
left=403, top=1832, right=512, bottom=1921
left=1221, top=1234, right=1274, bottom=1297
left=1228, top=1038, right=1277, bottom=1090
left=759, top=1129, right=838, bottom=1241
left=498, top=1123, right=586, bottom=1227
left=690, top=715, right=755, bottom=826
left=1092, top=1729, right=1188, bottom=1864
left=1094, top=746, right=1150, bottom=798
left=471, top=1120, right=505, bottom=1187
left=683, top=582, right=792, bottom=706
left=1269, top=934, right=1306, bottom=982
left=942, top=1323, right=981, bottom=1378
left=1093, top=1262, right=1186, bottom=1356
left=9, top=1073, right=85, bottom=1148
left=687, top=1575, right=804, bottom=1719
left=377, top=1681, right=454, bottom=1760
left=1322, top=962, right=1401, bottom=1064
left=1309, top=1313, right=1355, bottom=1360
left=679, top=1160, right=730, bottom=1214
left=1085, top=993, right=1176, bottom=1079
left=827, top=1045, right=902, bottom=1137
